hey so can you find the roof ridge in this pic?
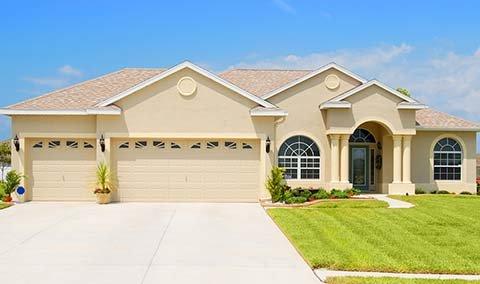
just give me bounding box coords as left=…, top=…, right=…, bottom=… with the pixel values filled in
left=6, top=68, right=130, bottom=109
left=122, top=67, right=166, bottom=71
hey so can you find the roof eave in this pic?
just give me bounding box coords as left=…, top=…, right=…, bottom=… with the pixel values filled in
left=397, top=102, right=428, bottom=110
left=319, top=101, right=351, bottom=110
left=416, top=126, right=480, bottom=132
left=250, top=108, right=288, bottom=117
left=0, top=108, right=122, bottom=116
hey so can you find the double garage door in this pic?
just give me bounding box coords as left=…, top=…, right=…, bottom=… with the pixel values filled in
left=28, top=138, right=260, bottom=202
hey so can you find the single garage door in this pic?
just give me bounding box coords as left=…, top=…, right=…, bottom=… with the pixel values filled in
left=28, top=138, right=97, bottom=201
left=113, top=138, right=260, bottom=202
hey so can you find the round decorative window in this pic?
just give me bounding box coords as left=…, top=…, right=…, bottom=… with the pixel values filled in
left=325, top=74, right=340, bottom=90
left=177, top=77, right=197, bottom=96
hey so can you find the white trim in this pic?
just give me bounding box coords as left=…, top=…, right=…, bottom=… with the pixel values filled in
left=319, top=101, right=351, bottom=110
left=397, top=102, right=429, bottom=110
left=261, top=62, right=367, bottom=100
left=328, top=80, right=421, bottom=104
left=0, top=108, right=121, bottom=116
left=416, top=126, right=480, bottom=132
left=97, top=61, right=276, bottom=108
left=250, top=108, right=288, bottom=116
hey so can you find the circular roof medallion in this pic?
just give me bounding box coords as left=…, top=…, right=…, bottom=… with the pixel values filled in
left=325, top=74, right=340, bottom=90
left=177, top=77, right=197, bottom=96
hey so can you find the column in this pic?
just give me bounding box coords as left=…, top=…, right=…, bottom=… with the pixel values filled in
left=392, top=135, right=402, bottom=183
left=330, top=135, right=340, bottom=183
left=340, top=135, right=349, bottom=183
left=402, top=135, right=412, bottom=183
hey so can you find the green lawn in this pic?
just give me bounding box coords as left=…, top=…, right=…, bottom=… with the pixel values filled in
left=0, top=202, right=11, bottom=210
left=327, top=277, right=480, bottom=284
left=268, top=195, right=480, bottom=274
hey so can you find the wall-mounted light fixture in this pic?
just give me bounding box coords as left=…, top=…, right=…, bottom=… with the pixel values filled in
left=266, top=136, right=271, bottom=153
left=13, top=135, right=20, bottom=152
left=99, top=135, right=105, bottom=152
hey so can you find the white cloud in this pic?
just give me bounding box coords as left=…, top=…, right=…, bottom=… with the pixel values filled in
left=231, top=43, right=413, bottom=70
left=23, top=65, right=83, bottom=90
left=58, top=65, right=82, bottom=77
left=272, top=0, right=295, bottom=14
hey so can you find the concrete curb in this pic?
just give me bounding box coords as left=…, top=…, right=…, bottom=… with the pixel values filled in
left=315, top=269, right=480, bottom=282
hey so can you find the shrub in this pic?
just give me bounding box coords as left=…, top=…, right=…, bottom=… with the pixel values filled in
left=285, top=196, right=308, bottom=204
left=460, top=191, right=473, bottom=195
left=437, top=190, right=450, bottom=194
left=283, top=189, right=294, bottom=201
left=266, top=167, right=287, bottom=202
left=345, top=188, right=361, bottom=197
left=311, top=188, right=329, bottom=200
left=415, top=188, right=426, bottom=194
left=300, top=189, right=312, bottom=199
left=330, top=189, right=349, bottom=199
left=0, top=170, right=25, bottom=199
left=431, top=190, right=438, bottom=194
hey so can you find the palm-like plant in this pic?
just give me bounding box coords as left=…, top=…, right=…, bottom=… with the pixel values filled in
left=0, top=170, right=24, bottom=201
left=94, top=163, right=111, bottom=194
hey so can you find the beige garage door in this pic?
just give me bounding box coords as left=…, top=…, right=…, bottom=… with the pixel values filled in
left=28, top=139, right=97, bottom=201
left=112, top=139, right=260, bottom=202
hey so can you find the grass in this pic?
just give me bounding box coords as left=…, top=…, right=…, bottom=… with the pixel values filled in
left=327, top=277, right=480, bottom=284
left=310, top=199, right=388, bottom=209
left=0, top=202, right=11, bottom=210
left=268, top=195, right=480, bottom=274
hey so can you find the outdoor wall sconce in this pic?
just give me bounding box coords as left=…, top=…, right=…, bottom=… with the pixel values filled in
left=266, top=136, right=271, bottom=153
left=13, top=135, right=20, bottom=152
left=99, top=135, right=105, bottom=153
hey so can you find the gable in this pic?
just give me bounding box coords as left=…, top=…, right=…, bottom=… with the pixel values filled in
left=99, top=68, right=274, bottom=134
left=98, top=61, right=276, bottom=109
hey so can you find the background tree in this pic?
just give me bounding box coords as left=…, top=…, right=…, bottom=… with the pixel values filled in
left=396, top=87, right=411, bottom=97
left=0, top=141, right=11, bottom=181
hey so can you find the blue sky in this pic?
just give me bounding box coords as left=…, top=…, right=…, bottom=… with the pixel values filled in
left=0, top=0, right=479, bottom=152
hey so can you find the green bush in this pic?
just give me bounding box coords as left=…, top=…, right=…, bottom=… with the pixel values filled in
left=300, top=189, right=312, bottom=199
left=283, top=189, right=294, bottom=201
left=285, top=196, right=307, bottom=204
left=345, top=188, right=361, bottom=196
left=266, top=167, right=287, bottom=202
left=0, top=170, right=25, bottom=198
left=311, top=188, right=329, bottom=200
left=415, top=188, right=426, bottom=194
left=437, top=190, right=450, bottom=194
left=460, top=191, right=473, bottom=195
left=330, top=189, right=349, bottom=199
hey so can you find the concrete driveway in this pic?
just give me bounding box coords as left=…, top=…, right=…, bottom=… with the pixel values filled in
left=0, top=202, right=319, bottom=284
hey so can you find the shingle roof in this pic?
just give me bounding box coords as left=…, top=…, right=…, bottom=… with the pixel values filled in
left=2, top=65, right=479, bottom=130
left=416, top=108, right=480, bottom=130
left=218, top=69, right=311, bottom=97
left=8, top=68, right=165, bottom=110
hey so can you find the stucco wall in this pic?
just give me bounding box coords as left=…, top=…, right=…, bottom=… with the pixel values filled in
left=412, top=131, right=477, bottom=193
left=268, top=68, right=362, bottom=188
left=12, top=115, right=97, bottom=136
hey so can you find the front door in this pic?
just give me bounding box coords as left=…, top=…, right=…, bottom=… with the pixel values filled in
left=350, top=146, right=369, bottom=191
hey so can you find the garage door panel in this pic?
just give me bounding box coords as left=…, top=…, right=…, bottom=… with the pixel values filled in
left=29, top=139, right=96, bottom=201
left=113, top=139, right=260, bottom=202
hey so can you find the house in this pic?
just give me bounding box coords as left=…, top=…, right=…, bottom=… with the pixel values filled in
left=477, top=155, right=480, bottom=181
left=0, top=61, right=478, bottom=202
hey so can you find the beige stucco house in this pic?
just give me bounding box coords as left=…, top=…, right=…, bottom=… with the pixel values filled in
left=1, top=61, right=478, bottom=202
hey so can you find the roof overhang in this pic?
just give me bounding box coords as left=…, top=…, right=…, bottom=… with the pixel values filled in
left=250, top=107, right=288, bottom=117
left=0, top=108, right=122, bottom=116
left=416, top=126, right=480, bottom=132
left=319, top=101, right=351, bottom=110
left=97, top=61, right=276, bottom=109
left=397, top=102, right=428, bottom=110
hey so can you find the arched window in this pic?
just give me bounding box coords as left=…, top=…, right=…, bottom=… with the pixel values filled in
left=278, top=135, right=320, bottom=179
left=433, top=138, right=462, bottom=180
left=349, top=129, right=376, bottom=143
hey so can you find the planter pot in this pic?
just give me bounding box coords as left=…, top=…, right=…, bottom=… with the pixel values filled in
left=2, top=196, right=12, bottom=203
left=95, top=193, right=111, bottom=204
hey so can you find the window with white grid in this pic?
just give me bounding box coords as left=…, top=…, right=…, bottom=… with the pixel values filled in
left=433, top=138, right=462, bottom=181
left=278, top=135, right=320, bottom=180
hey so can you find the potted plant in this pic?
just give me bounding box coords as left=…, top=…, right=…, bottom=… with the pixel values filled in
left=0, top=170, right=25, bottom=202
left=94, top=163, right=112, bottom=204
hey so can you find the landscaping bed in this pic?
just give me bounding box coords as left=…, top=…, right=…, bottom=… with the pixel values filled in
left=268, top=195, right=480, bottom=274
left=0, top=202, right=12, bottom=210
